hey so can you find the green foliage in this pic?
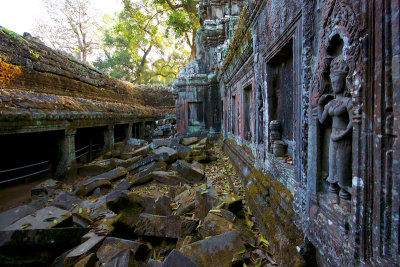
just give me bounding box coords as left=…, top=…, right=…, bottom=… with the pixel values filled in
left=94, top=0, right=189, bottom=84
left=152, top=0, right=199, bottom=59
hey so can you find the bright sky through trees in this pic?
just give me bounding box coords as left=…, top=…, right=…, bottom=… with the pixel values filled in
left=0, top=0, right=122, bottom=35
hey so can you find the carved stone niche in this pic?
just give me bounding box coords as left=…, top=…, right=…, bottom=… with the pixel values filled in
left=316, top=35, right=353, bottom=203
left=266, top=39, right=294, bottom=157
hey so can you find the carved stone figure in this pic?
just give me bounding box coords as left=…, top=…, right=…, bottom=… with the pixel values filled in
left=318, top=57, right=353, bottom=200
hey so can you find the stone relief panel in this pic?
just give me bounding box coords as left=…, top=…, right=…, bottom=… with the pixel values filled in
left=310, top=0, right=362, bottom=201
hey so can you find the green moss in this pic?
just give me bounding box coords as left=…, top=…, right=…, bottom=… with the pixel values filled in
left=221, top=8, right=253, bottom=72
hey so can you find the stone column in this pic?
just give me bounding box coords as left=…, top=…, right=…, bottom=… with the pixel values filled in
left=55, top=128, right=77, bottom=180
left=102, top=125, right=114, bottom=153
left=140, top=121, right=146, bottom=138
left=124, top=123, right=133, bottom=150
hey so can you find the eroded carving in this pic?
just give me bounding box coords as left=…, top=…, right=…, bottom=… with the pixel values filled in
left=318, top=56, right=353, bottom=200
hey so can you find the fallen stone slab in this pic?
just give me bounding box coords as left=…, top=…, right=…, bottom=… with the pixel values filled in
left=176, top=200, right=197, bottom=216
left=127, top=154, right=159, bottom=173
left=115, top=179, right=132, bottom=191
left=170, top=144, right=192, bottom=159
left=75, top=178, right=112, bottom=197
left=134, top=213, right=198, bottom=239
left=130, top=162, right=167, bottom=186
left=150, top=171, right=187, bottom=185
left=103, top=248, right=135, bottom=267
left=0, top=228, right=89, bottom=266
left=181, top=137, right=199, bottom=146
left=120, top=151, right=135, bottom=160
left=114, top=156, right=142, bottom=168
left=31, top=179, right=60, bottom=196
left=65, top=235, right=105, bottom=266
left=93, top=166, right=128, bottom=182
left=49, top=192, right=82, bottom=211
left=96, top=237, right=149, bottom=263
left=78, top=159, right=115, bottom=177
left=194, top=187, right=221, bottom=220
left=4, top=206, right=72, bottom=230
left=172, top=160, right=204, bottom=183
left=106, top=192, right=156, bottom=229
left=74, top=252, right=97, bottom=267
left=155, top=196, right=172, bottom=216
left=153, top=146, right=179, bottom=163
left=162, top=249, right=199, bottom=267
left=0, top=204, right=37, bottom=230
left=151, top=139, right=172, bottom=149
left=133, top=144, right=152, bottom=157
left=198, top=209, right=239, bottom=239
left=180, top=230, right=245, bottom=267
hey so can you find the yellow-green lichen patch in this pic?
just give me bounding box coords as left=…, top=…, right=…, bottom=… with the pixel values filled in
left=0, top=59, right=22, bottom=86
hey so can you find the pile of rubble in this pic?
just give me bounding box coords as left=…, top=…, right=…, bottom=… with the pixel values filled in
left=0, top=137, right=277, bottom=266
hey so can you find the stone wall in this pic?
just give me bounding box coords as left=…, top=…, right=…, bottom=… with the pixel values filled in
left=0, top=27, right=175, bottom=179
left=176, top=0, right=400, bottom=266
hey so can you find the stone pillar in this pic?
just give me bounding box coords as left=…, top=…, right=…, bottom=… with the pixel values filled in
left=140, top=121, right=145, bottom=138
left=55, top=128, right=77, bottom=180
left=124, top=123, right=133, bottom=150
left=102, top=125, right=114, bottom=153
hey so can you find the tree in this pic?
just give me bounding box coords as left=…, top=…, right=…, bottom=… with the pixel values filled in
left=94, top=0, right=190, bottom=84
left=153, top=0, right=200, bottom=60
left=33, top=0, right=100, bottom=62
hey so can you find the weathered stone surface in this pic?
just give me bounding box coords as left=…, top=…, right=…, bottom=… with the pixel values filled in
left=180, top=230, right=245, bottom=267
left=172, top=160, right=204, bottom=183
left=120, top=152, right=134, bottom=160
left=150, top=171, right=187, bottom=185
left=0, top=204, right=38, bottom=230
left=65, top=235, right=105, bottom=266
left=133, top=144, right=152, bottom=157
left=103, top=248, right=134, bottom=267
left=176, top=200, right=197, bottom=216
left=74, top=253, right=97, bottom=267
left=78, top=159, right=115, bottom=177
left=50, top=192, right=82, bottom=211
left=127, top=154, right=159, bottom=173
left=130, top=161, right=166, bottom=186
left=151, top=139, right=172, bottom=149
left=194, top=187, right=221, bottom=220
left=96, top=237, right=149, bottom=263
left=170, top=143, right=192, bottom=158
left=198, top=209, right=238, bottom=238
left=181, top=137, right=199, bottom=146
left=4, top=206, right=71, bottom=230
left=114, top=156, right=142, bottom=168
left=153, top=146, right=179, bottom=163
left=115, top=179, right=132, bottom=191
left=31, top=179, right=60, bottom=196
left=75, top=178, right=112, bottom=197
left=106, top=191, right=156, bottom=228
left=162, top=249, right=199, bottom=267
left=155, top=196, right=172, bottom=216
left=134, top=214, right=198, bottom=239
left=128, top=138, right=147, bottom=147
left=93, top=167, right=128, bottom=182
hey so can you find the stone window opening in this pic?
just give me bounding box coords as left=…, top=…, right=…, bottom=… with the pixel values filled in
left=266, top=39, right=294, bottom=158
left=243, top=85, right=253, bottom=141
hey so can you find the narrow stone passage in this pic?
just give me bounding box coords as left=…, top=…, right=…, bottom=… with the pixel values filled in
left=0, top=136, right=277, bottom=266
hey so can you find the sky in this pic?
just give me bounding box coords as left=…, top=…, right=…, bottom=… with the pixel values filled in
left=0, top=0, right=123, bottom=35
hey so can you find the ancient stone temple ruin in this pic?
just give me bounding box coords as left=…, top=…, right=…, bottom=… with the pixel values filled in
left=174, top=0, right=400, bottom=266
